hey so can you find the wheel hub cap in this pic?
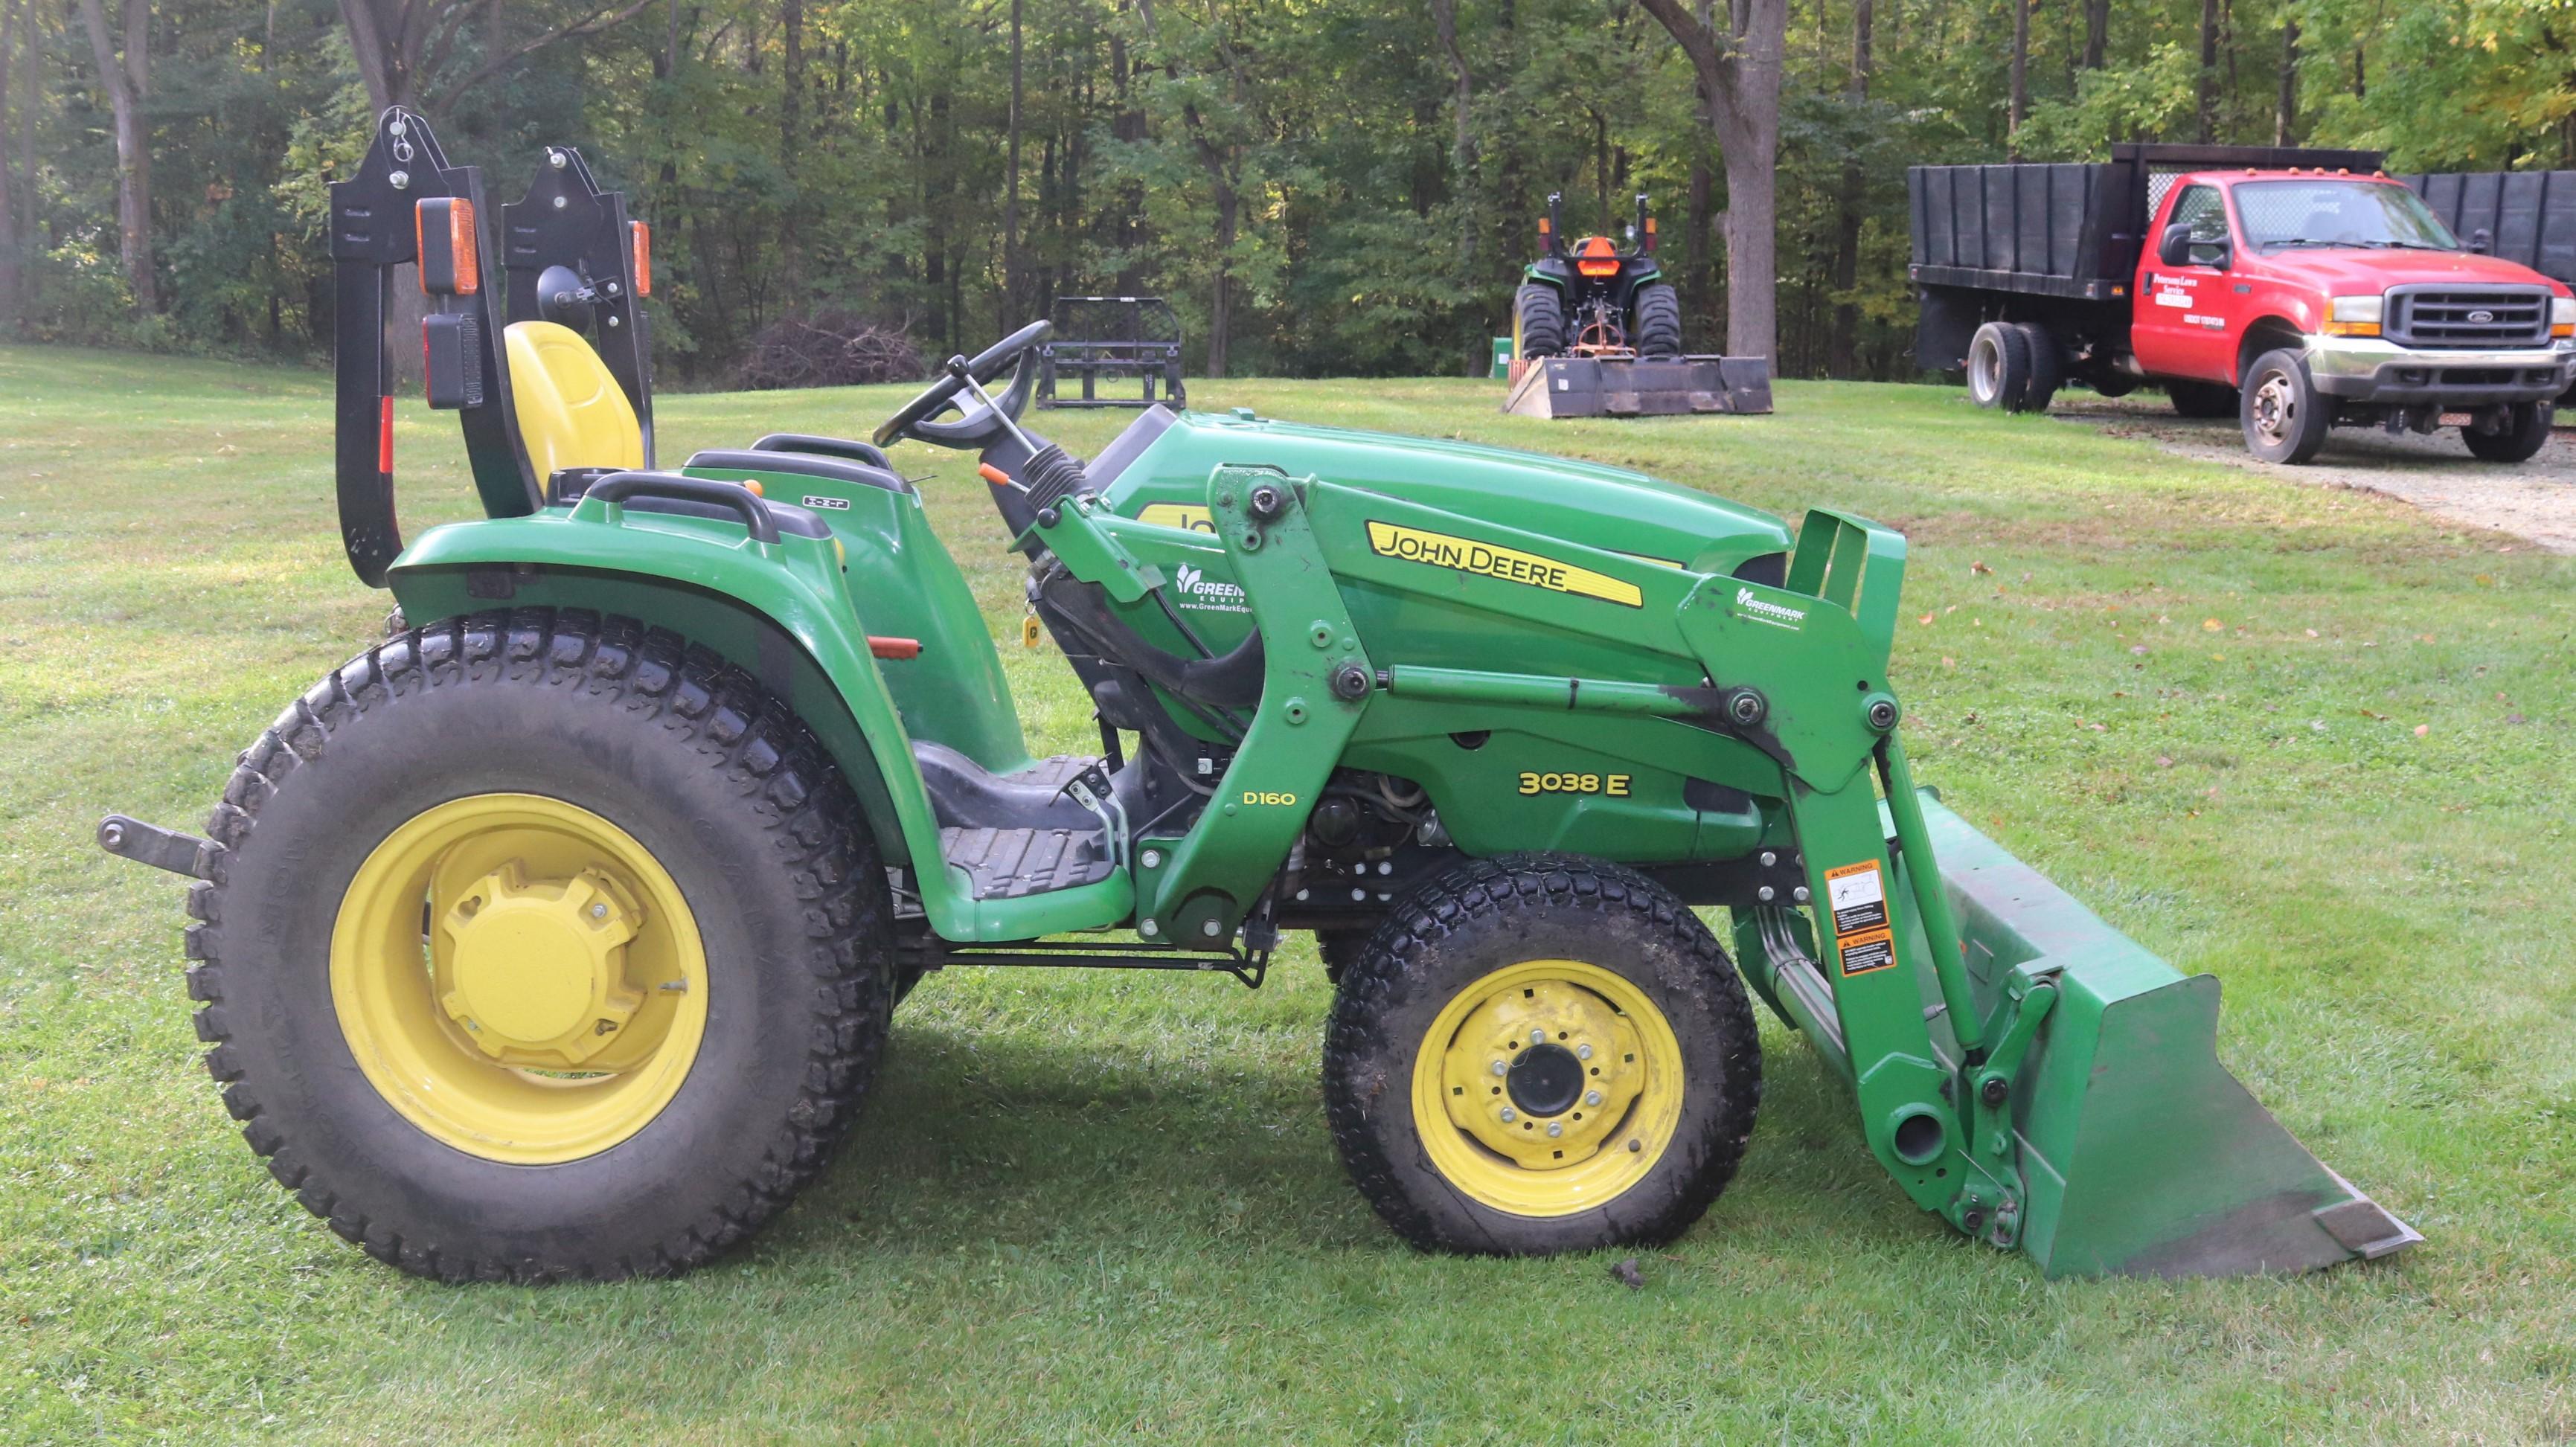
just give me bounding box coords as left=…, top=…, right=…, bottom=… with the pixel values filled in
left=1441, top=978, right=1647, bottom=1169
left=438, top=861, right=645, bottom=1067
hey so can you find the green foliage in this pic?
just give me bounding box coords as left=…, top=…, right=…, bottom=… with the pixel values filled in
left=4, top=0, right=2575, bottom=378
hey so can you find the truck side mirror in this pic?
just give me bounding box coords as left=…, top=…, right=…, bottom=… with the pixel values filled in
left=2159, top=222, right=2194, bottom=268
left=2470, top=227, right=2493, bottom=254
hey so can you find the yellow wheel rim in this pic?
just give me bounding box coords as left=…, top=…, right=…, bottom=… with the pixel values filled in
left=330, top=794, right=708, bottom=1164
left=1410, top=958, right=1684, bottom=1218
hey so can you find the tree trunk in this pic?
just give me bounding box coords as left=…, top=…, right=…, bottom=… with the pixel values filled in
left=1207, top=184, right=1235, bottom=377
left=2275, top=17, right=2298, bottom=145
left=1003, top=0, right=1022, bottom=327
left=78, top=0, right=153, bottom=316
left=2197, top=0, right=2220, bottom=142
left=2083, top=0, right=2107, bottom=69
left=2008, top=0, right=2029, bottom=155
left=1827, top=0, right=1871, bottom=376
left=0, top=0, right=19, bottom=325
left=1427, top=0, right=1473, bottom=265
left=1637, top=0, right=1785, bottom=362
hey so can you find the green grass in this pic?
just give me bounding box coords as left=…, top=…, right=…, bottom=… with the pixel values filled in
left=3, top=345, right=2572, bottom=1444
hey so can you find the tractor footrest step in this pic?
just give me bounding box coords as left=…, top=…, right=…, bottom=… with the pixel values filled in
left=940, top=826, right=1116, bottom=899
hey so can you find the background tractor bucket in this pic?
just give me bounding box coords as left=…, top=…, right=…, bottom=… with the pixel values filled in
left=1910, top=793, right=2420, bottom=1278
left=1502, top=355, right=1772, bottom=418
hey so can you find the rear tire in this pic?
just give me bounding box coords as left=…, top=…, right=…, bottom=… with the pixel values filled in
left=1514, top=284, right=1566, bottom=359
left=2464, top=401, right=2552, bottom=463
left=1965, top=321, right=2031, bottom=410
left=1633, top=283, right=1684, bottom=359
left=188, top=609, right=894, bottom=1282
left=2012, top=322, right=2061, bottom=414
left=2240, top=348, right=2333, bottom=464
left=1322, top=855, right=1761, bottom=1256
left=2168, top=379, right=2240, bottom=419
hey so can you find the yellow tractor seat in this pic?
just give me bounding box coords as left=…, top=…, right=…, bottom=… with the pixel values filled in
left=504, top=321, right=644, bottom=484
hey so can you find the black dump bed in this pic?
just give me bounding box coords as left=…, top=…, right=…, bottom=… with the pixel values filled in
left=1909, top=144, right=2386, bottom=303
left=2403, top=170, right=2576, bottom=287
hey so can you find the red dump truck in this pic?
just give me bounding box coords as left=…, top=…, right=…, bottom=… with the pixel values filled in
left=1910, top=143, right=2575, bottom=464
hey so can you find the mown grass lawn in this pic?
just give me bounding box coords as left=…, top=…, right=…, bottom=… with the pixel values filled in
left=2, top=344, right=2572, bottom=1444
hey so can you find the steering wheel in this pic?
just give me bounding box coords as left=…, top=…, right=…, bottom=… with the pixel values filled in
left=872, top=320, right=1051, bottom=449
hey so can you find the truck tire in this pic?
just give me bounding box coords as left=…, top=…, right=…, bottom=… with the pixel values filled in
left=2463, top=402, right=2553, bottom=463
left=1633, top=283, right=1684, bottom=359
left=188, top=610, right=894, bottom=1282
left=1322, top=854, right=1761, bottom=1256
left=2168, top=380, right=2239, bottom=420
left=1514, top=284, right=1566, bottom=359
left=1965, top=321, right=2031, bottom=411
left=2012, top=322, right=2061, bottom=413
left=2240, top=348, right=2333, bottom=464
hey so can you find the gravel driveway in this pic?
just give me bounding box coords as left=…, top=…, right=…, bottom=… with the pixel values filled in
left=2054, top=394, right=2576, bottom=553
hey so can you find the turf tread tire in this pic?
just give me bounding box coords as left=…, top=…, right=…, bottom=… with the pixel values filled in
left=187, top=609, right=893, bottom=1283
left=1321, top=853, right=1761, bottom=1256
left=1515, top=284, right=1566, bottom=359
left=1633, top=283, right=1684, bottom=359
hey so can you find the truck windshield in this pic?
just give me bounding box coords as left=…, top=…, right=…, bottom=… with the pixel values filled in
left=2232, top=180, right=2461, bottom=253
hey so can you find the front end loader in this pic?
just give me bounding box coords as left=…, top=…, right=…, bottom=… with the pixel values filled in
left=98, top=113, right=2412, bottom=1283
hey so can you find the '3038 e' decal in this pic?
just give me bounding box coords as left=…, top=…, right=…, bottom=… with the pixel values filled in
left=1518, top=771, right=1631, bottom=798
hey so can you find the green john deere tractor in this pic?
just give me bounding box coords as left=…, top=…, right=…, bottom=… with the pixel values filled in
left=1505, top=192, right=1771, bottom=419
left=100, top=112, right=2415, bottom=1283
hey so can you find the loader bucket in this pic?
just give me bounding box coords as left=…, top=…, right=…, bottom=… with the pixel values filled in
left=1502, top=354, right=1773, bottom=418
left=1912, top=794, right=2420, bottom=1278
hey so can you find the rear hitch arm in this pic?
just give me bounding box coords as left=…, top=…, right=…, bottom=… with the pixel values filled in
left=96, top=815, right=222, bottom=881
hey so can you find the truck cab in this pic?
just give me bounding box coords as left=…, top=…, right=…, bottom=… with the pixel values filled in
left=2136, top=167, right=2573, bottom=458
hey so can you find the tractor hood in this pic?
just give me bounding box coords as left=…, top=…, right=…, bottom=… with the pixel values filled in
left=1098, top=409, right=1792, bottom=576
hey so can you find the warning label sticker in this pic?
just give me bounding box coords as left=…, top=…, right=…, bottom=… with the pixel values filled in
left=1824, top=861, right=1888, bottom=937
left=1836, top=927, right=1897, bottom=975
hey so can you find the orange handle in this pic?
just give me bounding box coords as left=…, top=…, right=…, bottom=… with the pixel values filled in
left=868, top=636, right=923, bottom=661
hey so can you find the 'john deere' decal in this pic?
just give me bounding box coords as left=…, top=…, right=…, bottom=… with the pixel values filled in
left=1365, top=522, right=1642, bottom=607
left=1137, top=503, right=1216, bottom=533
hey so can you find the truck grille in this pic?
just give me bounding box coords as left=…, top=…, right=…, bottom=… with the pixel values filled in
left=2385, top=287, right=2550, bottom=350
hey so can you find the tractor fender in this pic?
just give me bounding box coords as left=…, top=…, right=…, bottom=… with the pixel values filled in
left=382, top=510, right=945, bottom=900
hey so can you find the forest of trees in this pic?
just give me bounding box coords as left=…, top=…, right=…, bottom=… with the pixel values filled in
left=0, top=0, right=2568, bottom=385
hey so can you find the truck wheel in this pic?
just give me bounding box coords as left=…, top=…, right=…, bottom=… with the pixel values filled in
left=2464, top=402, right=2553, bottom=463
left=2012, top=323, right=2061, bottom=413
left=2167, top=380, right=2239, bottom=420
left=1322, top=855, right=1761, bottom=1255
left=1965, top=321, right=2030, bottom=410
left=1633, top=283, right=1684, bottom=359
left=1514, top=285, right=1566, bottom=359
left=188, top=610, right=894, bottom=1282
left=2240, top=348, right=2333, bottom=464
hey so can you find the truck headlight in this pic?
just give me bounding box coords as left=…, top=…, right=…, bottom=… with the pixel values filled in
left=2552, top=295, right=2574, bottom=339
left=2322, top=295, right=2383, bottom=338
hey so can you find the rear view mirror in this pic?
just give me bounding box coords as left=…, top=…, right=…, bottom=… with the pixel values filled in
left=2159, top=222, right=2193, bottom=268
left=2470, top=227, right=2493, bottom=254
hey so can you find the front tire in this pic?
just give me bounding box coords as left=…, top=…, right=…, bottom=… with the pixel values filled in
left=1514, top=284, right=1566, bottom=359
left=2464, top=401, right=2552, bottom=463
left=188, top=610, right=894, bottom=1282
left=1322, top=856, right=1761, bottom=1255
left=2240, top=348, right=2333, bottom=464
left=1965, top=321, right=2030, bottom=410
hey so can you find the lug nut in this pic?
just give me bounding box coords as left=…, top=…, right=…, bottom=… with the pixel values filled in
left=590, top=902, right=609, bottom=920
left=1546, top=1121, right=1563, bottom=1138
left=1530, top=1028, right=1546, bottom=1045
left=1584, top=1089, right=1603, bottom=1107
left=1576, top=1044, right=1592, bottom=1060
left=1492, top=1060, right=1508, bottom=1077
left=1500, top=1107, right=1517, bottom=1123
